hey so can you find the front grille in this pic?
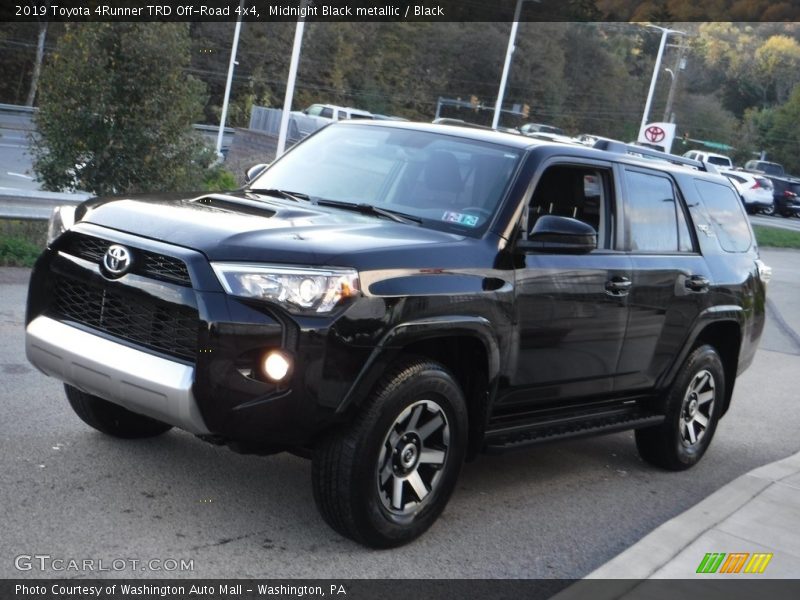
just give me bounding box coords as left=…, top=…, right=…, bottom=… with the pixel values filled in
left=65, top=234, right=192, bottom=286
left=52, top=275, right=198, bottom=361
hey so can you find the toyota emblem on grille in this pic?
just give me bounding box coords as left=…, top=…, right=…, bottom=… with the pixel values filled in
left=103, top=244, right=132, bottom=277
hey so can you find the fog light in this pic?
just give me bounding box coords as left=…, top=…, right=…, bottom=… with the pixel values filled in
left=263, top=351, right=291, bottom=382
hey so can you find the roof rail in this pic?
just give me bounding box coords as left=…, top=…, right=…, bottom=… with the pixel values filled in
left=593, top=139, right=719, bottom=174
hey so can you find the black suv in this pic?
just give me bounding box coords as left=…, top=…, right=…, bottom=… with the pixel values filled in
left=26, top=122, right=768, bottom=547
left=765, top=177, right=800, bottom=217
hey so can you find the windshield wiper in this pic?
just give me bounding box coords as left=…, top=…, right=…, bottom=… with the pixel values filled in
left=246, top=188, right=310, bottom=203
left=314, top=199, right=422, bottom=224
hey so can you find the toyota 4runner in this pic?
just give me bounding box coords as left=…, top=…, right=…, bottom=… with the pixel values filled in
left=26, top=121, right=769, bottom=547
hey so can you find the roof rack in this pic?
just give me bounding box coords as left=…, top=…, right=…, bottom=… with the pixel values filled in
left=593, top=139, right=719, bottom=174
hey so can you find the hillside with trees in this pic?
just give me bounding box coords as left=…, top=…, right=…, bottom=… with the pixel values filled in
left=3, top=11, right=800, bottom=176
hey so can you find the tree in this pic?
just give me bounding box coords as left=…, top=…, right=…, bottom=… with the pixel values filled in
left=744, top=86, right=800, bottom=173
left=755, top=35, right=800, bottom=105
left=32, top=23, right=210, bottom=195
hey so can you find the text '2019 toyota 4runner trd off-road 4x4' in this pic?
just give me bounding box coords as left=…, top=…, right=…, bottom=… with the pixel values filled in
left=26, top=122, right=769, bottom=547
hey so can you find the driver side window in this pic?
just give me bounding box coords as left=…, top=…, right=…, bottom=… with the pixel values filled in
left=528, top=165, right=612, bottom=249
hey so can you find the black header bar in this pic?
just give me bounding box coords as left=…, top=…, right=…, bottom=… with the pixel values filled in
left=4, top=0, right=800, bottom=23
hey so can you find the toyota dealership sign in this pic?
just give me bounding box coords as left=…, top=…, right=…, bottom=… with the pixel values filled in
left=637, top=122, right=676, bottom=153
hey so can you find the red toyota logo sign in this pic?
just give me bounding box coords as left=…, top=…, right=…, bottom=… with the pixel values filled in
left=645, top=126, right=666, bottom=143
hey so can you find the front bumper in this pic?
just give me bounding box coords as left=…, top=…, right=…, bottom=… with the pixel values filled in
left=26, top=315, right=210, bottom=434
left=25, top=226, right=382, bottom=448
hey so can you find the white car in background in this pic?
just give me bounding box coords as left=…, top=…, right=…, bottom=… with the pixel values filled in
left=719, top=169, right=774, bottom=214
left=683, top=150, right=734, bottom=169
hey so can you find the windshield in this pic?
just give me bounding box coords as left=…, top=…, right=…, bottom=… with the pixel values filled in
left=251, top=124, right=523, bottom=235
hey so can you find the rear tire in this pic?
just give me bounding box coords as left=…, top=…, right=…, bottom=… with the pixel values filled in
left=762, top=204, right=775, bottom=216
left=312, top=358, right=467, bottom=548
left=636, top=345, right=725, bottom=471
left=65, top=384, right=173, bottom=439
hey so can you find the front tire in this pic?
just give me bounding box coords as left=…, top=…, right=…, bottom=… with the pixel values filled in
left=636, top=345, right=725, bottom=471
left=312, top=358, right=468, bottom=548
left=65, top=384, right=173, bottom=439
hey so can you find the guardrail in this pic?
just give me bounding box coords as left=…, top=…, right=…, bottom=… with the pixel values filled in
left=0, top=189, right=90, bottom=220
left=0, top=103, right=36, bottom=131
left=0, top=103, right=37, bottom=114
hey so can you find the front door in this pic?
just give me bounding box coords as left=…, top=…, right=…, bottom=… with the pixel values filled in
left=503, top=161, right=632, bottom=409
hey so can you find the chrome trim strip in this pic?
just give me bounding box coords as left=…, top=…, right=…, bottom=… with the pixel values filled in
left=26, top=316, right=209, bottom=434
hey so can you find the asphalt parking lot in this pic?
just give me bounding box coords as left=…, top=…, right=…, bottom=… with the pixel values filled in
left=1, top=248, right=799, bottom=580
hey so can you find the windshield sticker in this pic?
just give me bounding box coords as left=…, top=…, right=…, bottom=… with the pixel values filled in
left=442, top=211, right=479, bottom=227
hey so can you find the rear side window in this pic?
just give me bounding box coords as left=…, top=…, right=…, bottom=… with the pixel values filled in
left=624, top=170, right=692, bottom=252
left=693, top=179, right=752, bottom=252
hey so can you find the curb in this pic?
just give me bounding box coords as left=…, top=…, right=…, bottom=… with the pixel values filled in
left=585, top=450, right=800, bottom=580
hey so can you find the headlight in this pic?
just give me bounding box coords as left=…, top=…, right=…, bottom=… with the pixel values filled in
left=211, top=263, right=360, bottom=314
left=47, top=205, right=77, bottom=244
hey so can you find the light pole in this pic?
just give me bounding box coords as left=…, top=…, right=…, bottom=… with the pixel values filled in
left=216, top=0, right=245, bottom=159
left=662, top=41, right=688, bottom=123
left=276, top=1, right=310, bottom=158
left=638, top=25, right=685, bottom=139
left=492, top=0, right=524, bottom=130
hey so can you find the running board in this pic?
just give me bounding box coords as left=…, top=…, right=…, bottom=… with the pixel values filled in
left=483, top=407, right=664, bottom=453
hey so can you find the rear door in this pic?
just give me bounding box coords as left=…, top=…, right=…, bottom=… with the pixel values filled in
left=615, top=167, right=711, bottom=392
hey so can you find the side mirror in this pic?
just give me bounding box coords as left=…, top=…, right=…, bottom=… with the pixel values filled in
left=517, top=214, right=597, bottom=254
left=244, top=163, right=269, bottom=185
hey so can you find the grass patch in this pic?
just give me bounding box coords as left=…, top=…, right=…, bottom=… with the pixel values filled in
left=0, top=219, right=48, bottom=267
left=753, top=225, right=800, bottom=249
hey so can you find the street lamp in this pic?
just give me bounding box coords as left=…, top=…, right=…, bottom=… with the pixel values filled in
left=276, top=1, right=310, bottom=158
left=492, top=0, right=539, bottom=130
left=216, top=0, right=245, bottom=159
left=638, top=25, right=685, bottom=140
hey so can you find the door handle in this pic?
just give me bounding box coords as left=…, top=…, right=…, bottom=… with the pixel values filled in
left=605, top=276, right=632, bottom=296
left=685, top=275, right=710, bottom=292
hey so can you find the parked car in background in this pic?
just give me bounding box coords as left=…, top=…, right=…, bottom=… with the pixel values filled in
left=519, top=122, right=564, bottom=135
left=290, top=104, right=375, bottom=138
left=744, top=160, right=786, bottom=177
left=766, top=177, right=800, bottom=217
left=683, top=150, right=733, bottom=169
left=521, top=131, right=581, bottom=145
left=719, top=169, right=774, bottom=214
left=372, top=114, right=409, bottom=121
left=303, top=103, right=374, bottom=121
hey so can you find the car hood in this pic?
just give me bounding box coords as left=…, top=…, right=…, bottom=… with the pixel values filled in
left=77, top=192, right=466, bottom=265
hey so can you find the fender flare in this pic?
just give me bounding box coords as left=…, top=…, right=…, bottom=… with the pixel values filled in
left=656, top=305, right=744, bottom=408
left=336, top=315, right=501, bottom=414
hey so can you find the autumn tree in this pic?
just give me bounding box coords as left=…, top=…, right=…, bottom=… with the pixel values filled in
left=32, top=23, right=210, bottom=195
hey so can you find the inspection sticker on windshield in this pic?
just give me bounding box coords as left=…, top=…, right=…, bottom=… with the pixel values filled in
left=442, top=211, right=479, bottom=227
